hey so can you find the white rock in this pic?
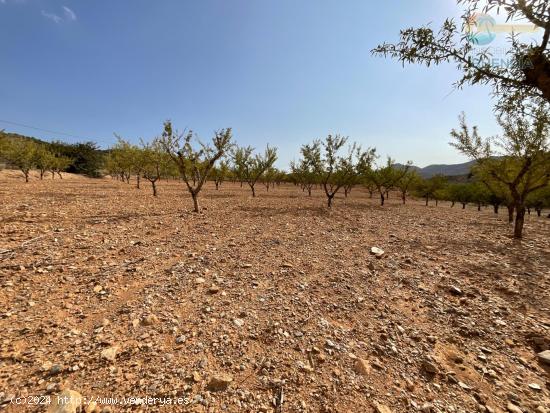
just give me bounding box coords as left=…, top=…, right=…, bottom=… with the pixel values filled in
left=370, top=247, right=385, bottom=258
left=101, top=346, right=119, bottom=362
left=537, top=350, right=550, bottom=365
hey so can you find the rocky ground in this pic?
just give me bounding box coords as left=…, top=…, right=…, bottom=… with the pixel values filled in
left=0, top=171, right=549, bottom=413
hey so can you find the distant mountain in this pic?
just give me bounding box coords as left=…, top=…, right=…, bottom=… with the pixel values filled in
left=394, top=160, right=476, bottom=178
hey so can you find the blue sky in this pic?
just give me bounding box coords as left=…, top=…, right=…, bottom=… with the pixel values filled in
left=1, top=0, right=512, bottom=168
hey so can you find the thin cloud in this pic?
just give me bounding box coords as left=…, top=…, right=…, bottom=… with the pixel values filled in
left=41, top=10, right=62, bottom=23
left=63, top=6, right=76, bottom=21
left=41, top=6, right=77, bottom=23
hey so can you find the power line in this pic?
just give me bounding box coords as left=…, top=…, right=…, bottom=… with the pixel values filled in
left=0, top=119, right=109, bottom=142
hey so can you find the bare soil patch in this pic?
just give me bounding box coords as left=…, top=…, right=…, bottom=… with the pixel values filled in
left=0, top=173, right=549, bottom=412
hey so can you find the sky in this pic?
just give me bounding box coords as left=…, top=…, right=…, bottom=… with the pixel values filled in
left=0, top=0, right=526, bottom=168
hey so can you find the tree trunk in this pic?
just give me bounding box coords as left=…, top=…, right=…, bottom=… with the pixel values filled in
left=425, top=196, right=429, bottom=206
left=191, top=192, right=199, bottom=213
left=514, top=206, right=526, bottom=239
left=451, top=201, right=455, bottom=208
left=136, top=174, right=141, bottom=189
left=477, top=203, right=481, bottom=211
left=527, top=207, right=531, bottom=215
left=327, top=195, right=334, bottom=208
left=507, top=205, right=514, bottom=223
left=152, top=181, right=157, bottom=197
left=462, top=203, right=466, bottom=209
left=493, top=204, right=499, bottom=214
left=308, top=187, right=312, bottom=196
left=536, top=208, right=542, bottom=217
left=380, top=193, right=385, bottom=206
left=402, top=193, right=406, bottom=204
left=40, top=170, right=44, bottom=180
left=435, top=199, right=439, bottom=206
left=251, top=184, right=256, bottom=197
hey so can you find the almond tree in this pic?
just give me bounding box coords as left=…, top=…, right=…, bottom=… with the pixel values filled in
left=415, top=175, right=448, bottom=206
left=210, top=160, right=230, bottom=190
left=3, top=138, right=36, bottom=182
left=366, top=158, right=412, bottom=206
left=450, top=104, right=550, bottom=238
left=141, top=139, right=174, bottom=196
left=261, top=167, right=278, bottom=192
left=306, top=135, right=376, bottom=208
left=109, top=137, right=134, bottom=183
left=290, top=161, right=314, bottom=196
left=527, top=186, right=550, bottom=217
left=397, top=169, right=421, bottom=204
left=373, top=0, right=550, bottom=108
left=232, top=145, right=278, bottom=197
left=159, top=121, right=233, bottom=212
left=49, top=155, right=73, bottom=179
left=34, top=145, right=56, bottom=180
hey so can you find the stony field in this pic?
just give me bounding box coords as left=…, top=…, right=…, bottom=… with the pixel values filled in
left=0, top=171, right=549, bottom=413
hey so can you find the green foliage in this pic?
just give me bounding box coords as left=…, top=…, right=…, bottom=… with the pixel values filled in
left=2, top=138, right=37, bottom=182
left=159, top=121, right=233, bottom=212
left=210, top=159, right=230, bottom=190
left=57, top=141, right=102, bottom=177
left=231, top=145, right=278, bottom=197
left=140, top=138, right=175, bottom=196
left=303, top=135, right=376, bottom=208
left=364, top=158, right=412, bottom=205
left=372, top=0, right=550, bottom=107
left=451, top=104, right=550, bottom=237
left=396, top=169, right=421, bottom=204
left=415, top=175, right=448, bottom=205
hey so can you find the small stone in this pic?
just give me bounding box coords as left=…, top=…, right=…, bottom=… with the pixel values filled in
left=207, top=374, right=233, bottom=391
left=100, top=346, right=119, bottom=362
left=192, top=371, right=201, bottom=383
left=46, top=390, right=82, bottom=413
left=195, top=277, right=205, bottom=284
left=175, top=335, right=186, bottom=344
left=41, top=361, right=53, bottom=372
left=450, top=285, right=463, bottom=296
left=422, top=359, right=438, bottom=374
left=50, top=364, right=63, bottom=375
left=507, top=403, right=523, bottom=413
left=536, top=350, right=550, bottom=365
left=354, top=358, right=371, bottom=376
left=141, top=314, right=159, bottom=326
left=370, top=247, right=385, bottom=258
left=373, top=402, right=393, bottom=413
left=93, top=285, right=102, bottom=293
left=281, top=263, right=293, bottom=268
left=208, top=285, right=220, bottom=294
left=528, top=383, right=542, bottom=391
left=421, top=403, right=434, bottom=413
left=233, top=318, right=244, bottom=327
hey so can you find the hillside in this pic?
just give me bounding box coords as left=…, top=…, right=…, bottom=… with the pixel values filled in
left=394, top=161, right=476, bottom=178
